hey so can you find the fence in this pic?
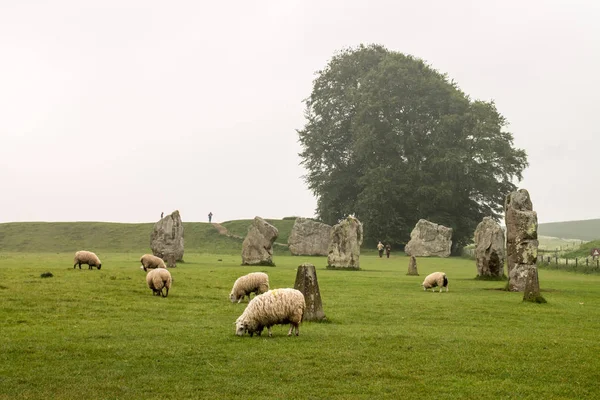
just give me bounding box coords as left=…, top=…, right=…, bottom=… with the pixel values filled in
left=462, top=248, right=600, bottom=274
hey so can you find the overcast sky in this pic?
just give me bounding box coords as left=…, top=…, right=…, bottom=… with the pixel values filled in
left=1, top=0, right=598, bottom=224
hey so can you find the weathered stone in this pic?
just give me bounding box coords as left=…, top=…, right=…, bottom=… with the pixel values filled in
left=404, top=219, right=452, bottom=257
left=407, top=255, right=419, bottom=276
left=165, top=254, right=177, bottom=268
left=327, top=216, right=363, bottom=270
left=288, top=218, right=332, bottom=256
left=474, top=217, right=505, bottom=278
left=523, top=265, right=546, bottom=303
left=241, top=217, right=278, bottom=266
left=151, top=210, right=184, bottom=262
left=505, top=189, right=539, bottom=292
left=294, top=263, right=326, bottom=321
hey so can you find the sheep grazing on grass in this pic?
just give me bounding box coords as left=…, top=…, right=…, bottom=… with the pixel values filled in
left=73, top=251, right=102, bottom=270
left=422, top=272, right=449, bottom=292
left=229, top=272, right=269, bottom=303
left=146, top=268, right=172, bottom=297
left=140, top=254, right=166, bottom=271
left=235, top=288, right=306, bottom=337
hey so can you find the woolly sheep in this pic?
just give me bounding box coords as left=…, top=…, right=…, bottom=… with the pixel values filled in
left=229, top=272, right=269, bottom=303
left=73, top=250, right=102, bottom=270
left=422, top=272, right=449, bottom=292
left=146, top=268, right=172, bottom=297
left=235, top=288, right=306, bottom=337
left=140, top=254, right=166, bottom=271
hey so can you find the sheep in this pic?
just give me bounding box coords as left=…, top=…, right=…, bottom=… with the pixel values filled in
left=235, top=288, right=306, bottom=337
left=73, top=250, right=102, bottom=270
left=140, top=254, right=166, bottom=271
left=229, top=272, right=269, bottom=303
left=146, top=268, right=172, bottom=297
left=422, top=272, right=449, bottom=292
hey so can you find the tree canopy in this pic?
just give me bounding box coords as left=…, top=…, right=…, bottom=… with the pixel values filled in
left=297, top=44, right=528, bottom=251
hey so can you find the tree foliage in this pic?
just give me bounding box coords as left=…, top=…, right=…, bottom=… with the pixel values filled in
left=298, top=44, right=528, bottom=251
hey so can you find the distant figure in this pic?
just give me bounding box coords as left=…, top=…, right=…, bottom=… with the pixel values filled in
left=377, top=241, right=384, bottom=258
left=161, top=212, right=164, bottom=219
left=208, top=212, right=213, bottom=223
left=385, top=244, right=391, bottom=258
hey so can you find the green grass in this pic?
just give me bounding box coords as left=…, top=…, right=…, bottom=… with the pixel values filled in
left=0, top=222, right=243, bottom=255
left=221, top=219, right=296, bottom=244
left=562, top=239, right=600, bottom=258
left=538, top=218, right=600, bottom=241
left=2, top=252, right=600, bottom=399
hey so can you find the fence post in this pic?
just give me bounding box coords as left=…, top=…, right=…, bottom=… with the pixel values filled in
left=575, top=258, right=578, bottom=268
left=587, top=258, right=589, bottom=267
left=555, top=256, right=558, bottom=265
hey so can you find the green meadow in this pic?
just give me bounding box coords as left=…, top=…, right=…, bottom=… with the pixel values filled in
left=2, top=249, right=600, bottom=399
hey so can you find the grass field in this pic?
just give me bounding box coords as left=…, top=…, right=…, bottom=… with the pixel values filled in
left=2, top=252, right=600, bottom=399
left=538, top=218, right=600, bottom=241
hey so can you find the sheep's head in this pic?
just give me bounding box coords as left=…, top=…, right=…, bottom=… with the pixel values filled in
left=140, top=265, right=147, bottom=271
left=229, top=293, right=237, bottom=303
left=235, top=319, right=248, bottom=336
left=98, top=264, right=102, bottom=270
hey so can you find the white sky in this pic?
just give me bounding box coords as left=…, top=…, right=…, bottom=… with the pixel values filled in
left=1, top=0, right=598, bottom=224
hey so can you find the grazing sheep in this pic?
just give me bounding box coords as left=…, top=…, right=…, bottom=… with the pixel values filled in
left=73, top=250, right=102, bottom=270
left=235, top=288, right=306, bottom=337
left=146, top=268, right=172, bottom=297
left=229, top=272, right=269, bottom=303
left=422, top=272, right=449, bottom=292
left=140, top=254, right=166, bottom=271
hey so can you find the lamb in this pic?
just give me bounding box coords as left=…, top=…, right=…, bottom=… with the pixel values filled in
left=229, top=272, right=269, bottom=303
left=146, top=268, right=172, bottom=297
left=140, top=254, right=166, bottom=271
left=235, top=288, right=306, bottom=337
left=73, top=250, right=102, bottom=270
left=422, top=272, right=449, bottom=292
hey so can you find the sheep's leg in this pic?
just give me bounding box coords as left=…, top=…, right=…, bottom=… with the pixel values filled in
left=267, top=326, right=273, bottom=337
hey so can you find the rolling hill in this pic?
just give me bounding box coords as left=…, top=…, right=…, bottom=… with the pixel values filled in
left=538, top=218, right=600, bottom=241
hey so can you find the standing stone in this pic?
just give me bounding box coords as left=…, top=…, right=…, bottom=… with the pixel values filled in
left=474, top=217, right=506, bottom=278
left=241, top=217, right=278, bottom=266
left=404, top=219, right=452, bottom=257
left=294, top=263, right=326, bottom=321
left=407, top=256, right=419, bottom=276
left=523, top=265, right=546, bottom=303
left=505, top=189, right=539, bottom=292
left=151, top=210, right=184, bottom=262
left=165, top=254, right=177, bottom=269
left=327, top=216, right=363, bottom=270
left=288, top=218, right=332, bottom=256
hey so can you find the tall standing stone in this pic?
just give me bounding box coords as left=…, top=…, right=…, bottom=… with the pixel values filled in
left=474, top=217, right=506, bottom=278
left=151, top=210, right=184, bottom=262
left=505, top=189, right=539, bottom=292
left=404, top=219, right=453, bottom=257
left=327, top=216, right=363, bottom=270
left=241, top=217, right=278, bottom=266
left=407, top=256, right=419, bottom=276
left=523, top=265, right=546, bottom=303
left=288, top=218, right=332, bottom=256
left=294, top=263, right=326, bottom=321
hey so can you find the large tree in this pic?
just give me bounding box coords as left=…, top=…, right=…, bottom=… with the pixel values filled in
left=298, top=44, right=528, bottom=252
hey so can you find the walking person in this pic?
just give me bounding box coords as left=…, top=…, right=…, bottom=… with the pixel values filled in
left=208, top=212, right=213, bottom=223
left=377, top=241, right=384, bottom=258
left=385, top=244, right=391, bottom=258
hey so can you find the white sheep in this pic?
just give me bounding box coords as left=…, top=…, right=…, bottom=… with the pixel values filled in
left=422, top=272, right=449, bottom=292
left=140, top=254, right=166, bottom=271
left=235, top=288, right=306, bottom=337
left=73, top=250, right=102, bottom=270
left=146, top=268, right=172, bottom=297
left=229, top=272, right=269, bottom=303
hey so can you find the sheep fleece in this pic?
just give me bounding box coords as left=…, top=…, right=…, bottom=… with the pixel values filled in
left=73, top=250, right=102, bottom=269
left=235, top=288, right=305, bottom=336
left=146, top=268, right=172, bottom=297
left=140, top=254, right=166, bottom=271
left=422, top=272, right=448, bottom=291
left=230, top=272, right=269, bottom=303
